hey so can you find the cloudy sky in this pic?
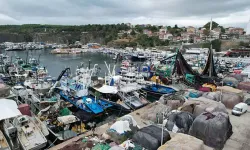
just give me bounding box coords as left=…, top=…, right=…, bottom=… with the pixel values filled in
left=0, top=0, right=250, bottom=28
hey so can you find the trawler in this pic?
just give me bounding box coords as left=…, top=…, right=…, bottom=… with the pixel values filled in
left=13, top=115, right=47, bottom=150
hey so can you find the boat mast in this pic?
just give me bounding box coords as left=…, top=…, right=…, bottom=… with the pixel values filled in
left=209, top=17, right=213, bottom=77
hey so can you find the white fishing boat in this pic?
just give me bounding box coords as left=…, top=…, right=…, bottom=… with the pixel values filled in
left=0, top=99, right=22, bottom=150
left=13, top=115, right=47, bottom=150
left=24, top=79, right=52, bottom=94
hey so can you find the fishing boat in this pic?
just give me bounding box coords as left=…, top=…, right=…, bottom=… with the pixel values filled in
left=13, top=115, right=47, bottom=150
left=88, top=85, right=131, bottom=111
left=37, top=102, right=86, bottom=143
left=131, top=52, right=146, bottom=61
left=142, top=84, right=176, bottom=100
left=24, top=79, right=52, bottom=94
left=59, top=89, right=113, bottom=114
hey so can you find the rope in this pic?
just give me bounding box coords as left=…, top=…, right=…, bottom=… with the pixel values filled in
left=47, top=138, right=58, bottom=149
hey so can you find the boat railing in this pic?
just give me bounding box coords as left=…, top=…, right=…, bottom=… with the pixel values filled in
left=137, top=90, right=147, bottom=98
left=117, top=92, right=135, bottom=110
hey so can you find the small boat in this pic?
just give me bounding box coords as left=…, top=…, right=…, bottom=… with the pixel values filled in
left=88, top=85, right=131, bottom=111
left=60, top=90, right=113, bottom=114
left=38, top=104, right=85, bottom=143
left=13, top=115, right=47, bottom=150
left=142, top=84, right=176, bottom=100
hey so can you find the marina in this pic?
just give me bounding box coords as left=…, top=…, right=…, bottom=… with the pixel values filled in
left=0, top=44, right=249, bottom=150
left=0, top=17, right=249, bottom=150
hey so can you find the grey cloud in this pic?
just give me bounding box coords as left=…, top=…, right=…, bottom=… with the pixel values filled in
left=0, top=0, right=249, bottom=26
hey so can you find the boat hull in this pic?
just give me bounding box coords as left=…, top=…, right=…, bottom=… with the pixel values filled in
left=141, top=85, right=176, bottom=100
left=131, top=56, right=146, bottom=61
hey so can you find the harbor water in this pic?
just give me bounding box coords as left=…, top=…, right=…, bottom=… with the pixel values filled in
left=1, top=49, right=119, bottom=77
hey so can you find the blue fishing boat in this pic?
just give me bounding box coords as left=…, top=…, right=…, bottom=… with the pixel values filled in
left=142, top=84, right=176, bottom=100
left=59, top=91, right=113, bottom=114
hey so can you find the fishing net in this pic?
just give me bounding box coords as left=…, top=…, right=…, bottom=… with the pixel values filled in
left=238, top=82, right=250, bottom=91
left=180, top=97, right=228, bottom=117
left=222, top=77, right=239, bottom=87
left=189, top=112, right=233, bottom=149
left=165, top=111, right=194, bottom=134
left=221, top=92, right=243, bottom=109
left=141, top=102, right=171, bottom=123
left=159, top=93, right=186, bottom=110
left=202, top=91, right=221, bottom=102
left=132, top=125, right=171, bottom=150
left=158, top=133, right=206, bottom=150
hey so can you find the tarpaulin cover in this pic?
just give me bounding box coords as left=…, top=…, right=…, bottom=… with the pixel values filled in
left=181, top=97, right=228, bottom=117
left=133, top=125, right=171, bottom=150
left=110, top=121, right=131, bottom=134
left=57, top=115, right=79, bottom=124
left=165, top=111, right=194, bottom=133
left=0, top=99, right=21, bottom=120
left=202, top=91, right=221, bottom=102
left=237, top=82, right=250, bottom=91
left=189, top=112, right=233, bottom=149
left=222, top=77, right=239, bottom=87
left=221, top=92, right=243, bottom=109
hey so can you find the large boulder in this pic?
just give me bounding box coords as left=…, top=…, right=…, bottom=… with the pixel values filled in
left=180, top=97, right=228, bottom=117
left=189, top=112, right=233, bottom=149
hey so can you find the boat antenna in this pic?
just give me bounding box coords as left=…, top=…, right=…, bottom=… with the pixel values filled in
left=104, top=61, right=112, bottom=76
left=25, top=50, right=29, bottom=64
left=88, top=60, right=91, bottom=69
left=38, top=53, right=42, bottom=63
left=209, top=17, right=213, bottom=77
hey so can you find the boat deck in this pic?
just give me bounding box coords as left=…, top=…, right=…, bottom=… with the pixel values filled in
left=18, top=120, right=47, bottom=150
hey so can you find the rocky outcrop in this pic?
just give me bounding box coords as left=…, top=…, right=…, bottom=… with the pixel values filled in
left=0, top=32, right=106, bottom=44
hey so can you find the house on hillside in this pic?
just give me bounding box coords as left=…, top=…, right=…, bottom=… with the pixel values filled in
left=213, top=27, right=221, bottom=33
left=143, top=29, right=153, bottom=36
left=228, top=27, right=244, bottom=35
left=159, top=33, right=173, bottom=40
left=187, top=26, right=196, bottom=33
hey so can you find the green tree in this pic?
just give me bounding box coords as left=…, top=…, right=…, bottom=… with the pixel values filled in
left=122, top=33, right=128, bottom=38
left=174, top=24, right=178, bottom=29
left=219, top=26, right=225, bottom=33
left=24, top=32, right=33, bottom=42
left=211, top=39, right=221, bottom=52
left=130, top=30, right=136, bottom=36
left=203, top=21, right=219, bottom=30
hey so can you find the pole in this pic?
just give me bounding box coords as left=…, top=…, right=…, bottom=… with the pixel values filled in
left=88, top=60, right=91, bottom=69
left=161, top=112, right=164, bottom=146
